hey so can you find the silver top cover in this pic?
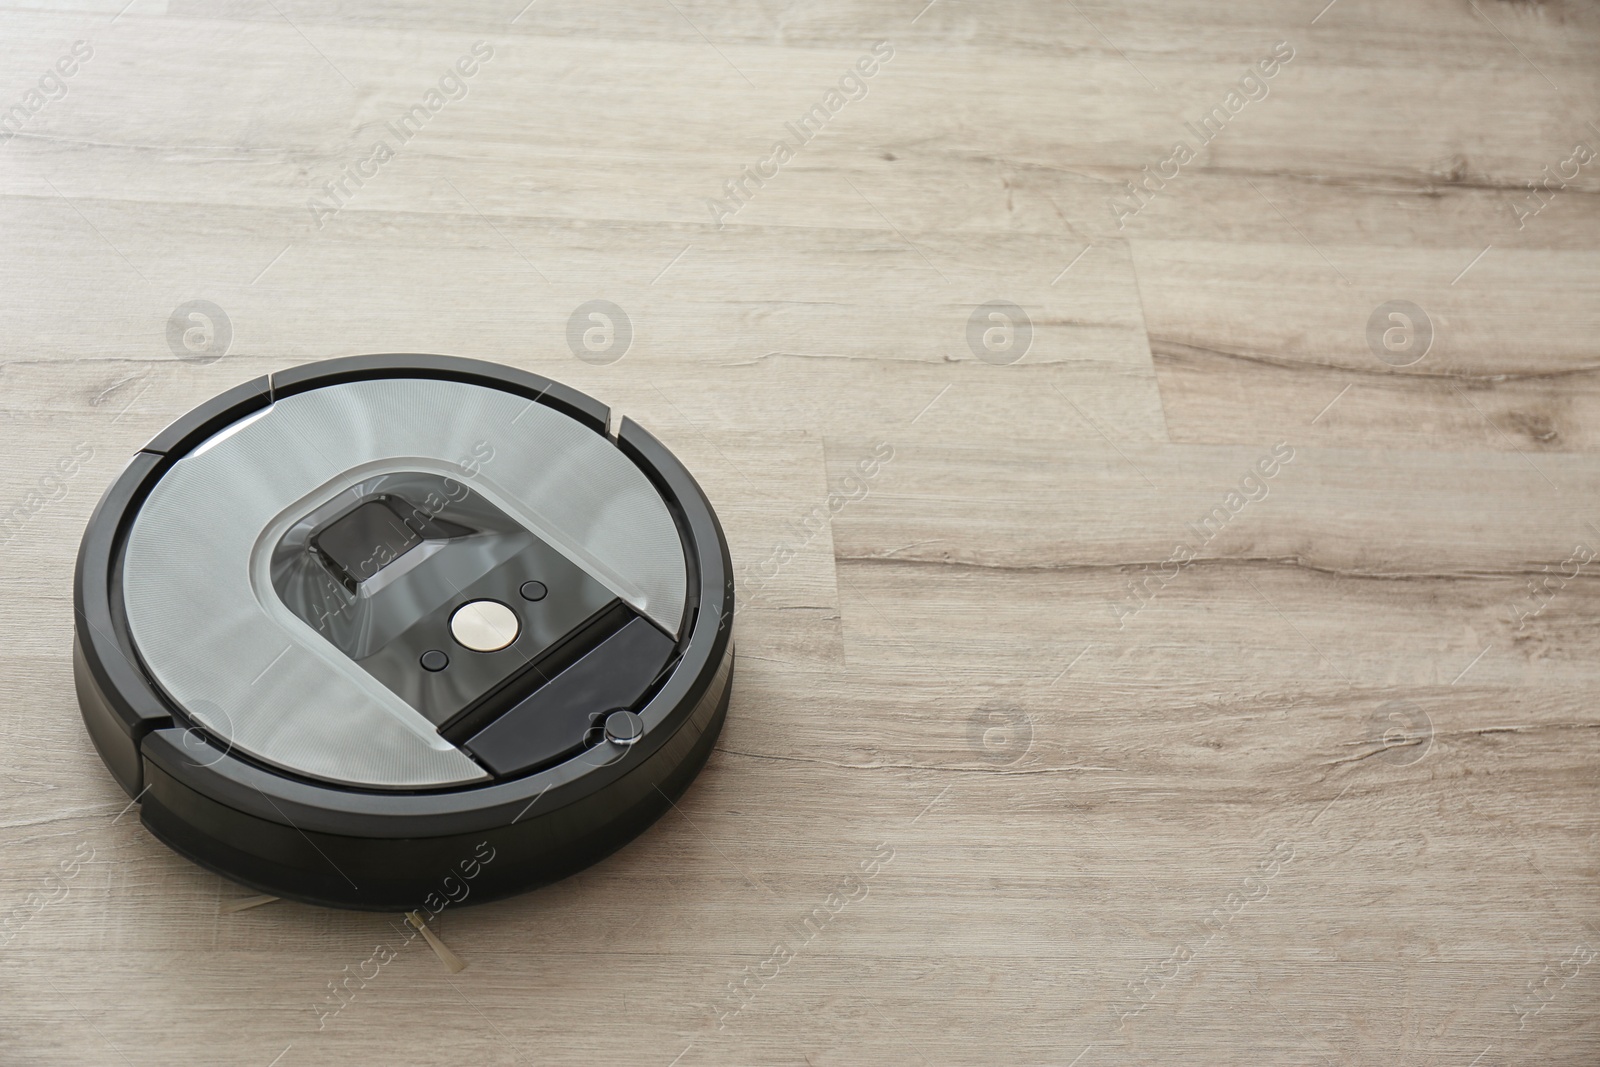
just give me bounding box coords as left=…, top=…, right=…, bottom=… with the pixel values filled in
left=122, top=378, right=687, bottom=789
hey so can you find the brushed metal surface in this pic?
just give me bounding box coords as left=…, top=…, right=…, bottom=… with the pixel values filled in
left=121, top=378, right=687, bottom=788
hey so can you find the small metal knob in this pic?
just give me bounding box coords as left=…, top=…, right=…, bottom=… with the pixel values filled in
left=603, top=709, right=644, bottom=746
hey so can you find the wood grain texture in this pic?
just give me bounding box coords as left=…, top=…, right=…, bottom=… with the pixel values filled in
left=2, top=1, right=1597, bottom=1064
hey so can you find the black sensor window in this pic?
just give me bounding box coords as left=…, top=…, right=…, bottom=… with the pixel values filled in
left=316, top=499, right=422, bottom=585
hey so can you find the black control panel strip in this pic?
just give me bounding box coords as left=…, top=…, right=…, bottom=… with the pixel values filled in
left=438, top=600, right=633, bottom=745
left=462, top=616, right=677, bottom=778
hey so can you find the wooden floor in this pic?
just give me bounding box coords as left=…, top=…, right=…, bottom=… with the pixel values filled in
left=3, top=1, right=1598, bottom=1063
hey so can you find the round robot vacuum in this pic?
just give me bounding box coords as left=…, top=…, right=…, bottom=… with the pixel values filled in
left=73, top=355, right=734, bottom=910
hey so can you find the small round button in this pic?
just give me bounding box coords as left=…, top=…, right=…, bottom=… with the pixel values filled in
left=603, top=709, right=644, bottom=746
left=519, top=581, right=548, bottom=601
left=450, top=599, right=520, bottom=652
left=420, top=650, right=449, bottom=672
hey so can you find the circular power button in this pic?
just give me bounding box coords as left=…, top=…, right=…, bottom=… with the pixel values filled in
left=450, top=600, right=520, bottom=652
left=603, top=709, right=644, bottom=746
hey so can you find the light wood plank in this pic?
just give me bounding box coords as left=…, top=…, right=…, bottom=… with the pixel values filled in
left=2, top=1, right=1598, bottom=1064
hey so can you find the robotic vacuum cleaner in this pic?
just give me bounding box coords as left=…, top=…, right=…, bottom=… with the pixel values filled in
left=73, top=355, right=734, bottom=910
